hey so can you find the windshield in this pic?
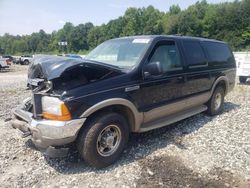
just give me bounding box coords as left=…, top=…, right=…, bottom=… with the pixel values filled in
left=86, top=38, right=151, bottom=68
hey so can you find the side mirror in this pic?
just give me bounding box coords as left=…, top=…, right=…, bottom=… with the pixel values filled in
left=144, top=61, right=163, bottom=77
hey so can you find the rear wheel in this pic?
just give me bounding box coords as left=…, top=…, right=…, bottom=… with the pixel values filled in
left=206, top=86, right=225, bottom=116
left=77, top=112, right=129, bottom=168
left=239, top=76, right=247, bottom=83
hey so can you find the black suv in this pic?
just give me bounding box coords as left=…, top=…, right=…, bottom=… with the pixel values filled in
left=11, top=35, right=236, bottom=168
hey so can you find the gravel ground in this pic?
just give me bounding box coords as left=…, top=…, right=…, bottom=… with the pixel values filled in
left=0, top=65, right=249, bottom=188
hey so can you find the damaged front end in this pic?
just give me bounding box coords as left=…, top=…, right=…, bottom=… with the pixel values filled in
left=27, top=55, right=122, bottom=93
left=11, top=55, right=123, bottom=151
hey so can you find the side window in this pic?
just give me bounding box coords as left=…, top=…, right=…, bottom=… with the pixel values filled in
left=149, top=41, right=182, bottom=72
left=203, top=41, right=234, bottom=63
left=183, top=40, right=206, bottom=66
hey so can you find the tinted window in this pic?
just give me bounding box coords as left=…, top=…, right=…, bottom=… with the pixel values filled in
left=149, top=42, right=182, bottom=72
left=204, top=41, right=233, bottom=63
left=183, top=40, right=206, bottom=65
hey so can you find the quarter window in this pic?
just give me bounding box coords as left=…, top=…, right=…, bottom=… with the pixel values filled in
left=203, top=41, right=233, bottom=63
left=149, top=42, right=182, bottom=72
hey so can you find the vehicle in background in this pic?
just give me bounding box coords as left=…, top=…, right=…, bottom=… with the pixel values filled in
left=80, top=55, right=86, bottom=59
left=65, top=54, right=82, bottom=59
left=2, top=55, right=14, bottom=62
left=234, top=52, right=250, bottom=83
left=19, top=55, right=33, bottom=65
left=0, top=56, right=11, bottom=70
left=2, top=55, right=23, bottom=64
left=11, top=56, right=21, bottom=64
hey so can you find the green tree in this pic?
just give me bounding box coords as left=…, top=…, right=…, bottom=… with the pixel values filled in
left=1, top=0, right=250, bottom=54
left=169, top=5, right=181, bottom=15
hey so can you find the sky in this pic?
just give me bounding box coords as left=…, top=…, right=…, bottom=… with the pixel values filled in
left=0, top=0, right=233, bottom=36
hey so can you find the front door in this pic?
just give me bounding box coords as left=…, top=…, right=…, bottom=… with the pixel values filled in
left=131, top=40, right=187, bottom=123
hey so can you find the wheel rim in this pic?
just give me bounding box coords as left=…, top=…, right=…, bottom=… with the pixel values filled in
left=214, top=92, right=222, bottom=111
left=97, top=125, right=121, bottom=157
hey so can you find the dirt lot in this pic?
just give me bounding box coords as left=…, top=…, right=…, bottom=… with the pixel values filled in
left=0, top=65, right=249, bottom=188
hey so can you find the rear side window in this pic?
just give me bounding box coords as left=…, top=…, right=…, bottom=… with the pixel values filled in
left=203, top=42, right=233, bottom=63
left=183, top=40, right=206, bottom=66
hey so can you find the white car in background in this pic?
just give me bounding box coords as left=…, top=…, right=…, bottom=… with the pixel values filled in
left=234, top=52, right=250, bottom=83
left=0, top=56, right=11, bottom=70
left=19, top=55, right=33, bottom=65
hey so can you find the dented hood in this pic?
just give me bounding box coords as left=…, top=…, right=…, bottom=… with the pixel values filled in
left=28, top=55, right=121, bottom=80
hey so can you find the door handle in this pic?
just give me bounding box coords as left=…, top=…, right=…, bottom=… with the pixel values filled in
left=177, top=76, right=183, bottom=81
left=177, top=76, right=187, bottom=82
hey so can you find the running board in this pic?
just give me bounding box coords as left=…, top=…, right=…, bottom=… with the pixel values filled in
left=139, top=105, right=207, bottom=132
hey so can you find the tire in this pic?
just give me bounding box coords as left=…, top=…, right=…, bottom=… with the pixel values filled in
left=206, top=86, right=225, bottom=116
left=24, top=60, right=29, bottom=65
left=77, top=112, right=129, bottom=168
left=239, top=76, right=247, bottom=83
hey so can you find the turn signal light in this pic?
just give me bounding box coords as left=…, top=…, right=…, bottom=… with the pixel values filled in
left=43, top=103, right=72, bottom=121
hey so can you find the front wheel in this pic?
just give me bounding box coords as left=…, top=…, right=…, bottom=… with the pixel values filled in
left=77, top=113, right=129, bottom=168
left=206, top=86, right=225, bottom=116
left=24, top=60, right=29, bottom=65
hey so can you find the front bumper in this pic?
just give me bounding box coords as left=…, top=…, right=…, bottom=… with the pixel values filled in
left=11, top=100, right=86, bottom=149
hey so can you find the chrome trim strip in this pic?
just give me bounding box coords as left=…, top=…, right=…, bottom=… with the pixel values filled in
left=188, top=62, right=208, bottom=69
left=125, top=85, right=140, bottom=92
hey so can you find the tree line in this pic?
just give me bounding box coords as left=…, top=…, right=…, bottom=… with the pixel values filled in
left=0, top=0, right=250, bottom=55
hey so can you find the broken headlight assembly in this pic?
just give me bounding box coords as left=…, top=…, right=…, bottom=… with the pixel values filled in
left=41, top=96, right=71, bottom=121
left=44, top=81, right=53, bottom=92
left=28, top=79, right=53, bottom=93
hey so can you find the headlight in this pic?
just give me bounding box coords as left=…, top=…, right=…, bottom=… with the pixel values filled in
left=44, top=81, right=53, bottom=92
left=42, top=96, right=71, bottom=121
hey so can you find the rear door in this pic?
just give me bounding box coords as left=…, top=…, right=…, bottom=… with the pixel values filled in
left=181, top=40, right=212, bottom=96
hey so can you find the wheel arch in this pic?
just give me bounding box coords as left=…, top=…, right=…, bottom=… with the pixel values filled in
left=80, top=98, right=143, bottom=132
left=211, top=76, right=229, bottom=96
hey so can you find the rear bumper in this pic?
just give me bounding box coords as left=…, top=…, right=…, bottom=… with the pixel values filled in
left=11, top=101, right=86, bottom=149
